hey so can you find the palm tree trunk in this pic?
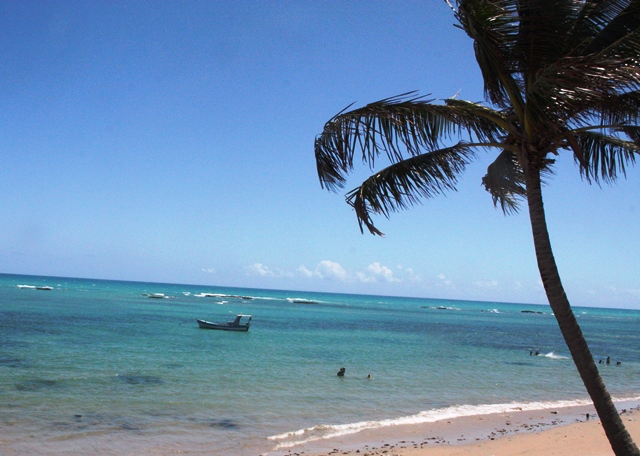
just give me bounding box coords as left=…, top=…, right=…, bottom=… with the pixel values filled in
left=524, top=166, right=639, bottom=456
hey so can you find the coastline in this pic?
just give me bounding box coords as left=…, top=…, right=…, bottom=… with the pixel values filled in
left=274, top=401, right=640, bottom=456
left=3, top=275, right=640, bottom=456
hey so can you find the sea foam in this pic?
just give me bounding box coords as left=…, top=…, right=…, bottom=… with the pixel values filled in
left=268, top=396, right=640, bottom=449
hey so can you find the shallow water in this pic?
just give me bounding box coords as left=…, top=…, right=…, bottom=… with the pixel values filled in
left=1, top=273, right=639, bottom=454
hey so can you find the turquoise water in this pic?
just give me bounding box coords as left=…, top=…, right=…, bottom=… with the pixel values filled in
left=1, top=273, right=639, bottom=455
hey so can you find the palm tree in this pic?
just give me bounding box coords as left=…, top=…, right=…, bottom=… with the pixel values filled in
left=314, top=1, right=640, bottom=454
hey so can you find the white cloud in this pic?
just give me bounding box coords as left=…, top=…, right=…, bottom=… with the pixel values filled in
left=365, top=262, right=400, bottom=283
left=247, top=263, right=274, bottom=276
left=298, top=260, right=403, bottom=283
left=252, top=260, right=421, bottom=286
left=297, top=261, right=348, bottom=281
left=437, top=273, right=452, bottom=286
left=355, top=271, right=376, bottom=283
left=297, top=265, right=315, bottom=278
left=398, top=266, right=421, bottom=283
left=246, top=263, right=291, bottom=278
left=302, top=261, right=405, bottom=283
left=316, top=261, right=345, bottom=280
left=317, top=260, right=348, bottom=280
left=201, top=268, right=216, bottom=274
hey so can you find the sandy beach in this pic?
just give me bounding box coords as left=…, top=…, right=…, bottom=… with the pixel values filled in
left=282, top=403, right=640, bottom=456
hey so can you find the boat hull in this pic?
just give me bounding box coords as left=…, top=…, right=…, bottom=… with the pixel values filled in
left=196, top=319, right=250, bottom=331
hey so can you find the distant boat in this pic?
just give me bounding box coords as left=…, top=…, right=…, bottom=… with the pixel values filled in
left=195, top=293, right=253, bottom=300
left=287, top=298, right=318, bottom=304
left=36, top=286, right=53, bottom=290
left=148, top=293, right=166, bottom=299
left=196, top=314, right=252, bottom=331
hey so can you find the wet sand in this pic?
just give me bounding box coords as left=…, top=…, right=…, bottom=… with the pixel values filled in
left=277, top=403, right=640, bottom=456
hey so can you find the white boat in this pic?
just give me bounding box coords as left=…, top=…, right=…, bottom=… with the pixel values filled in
left=196, top=314, right=252, bottom=331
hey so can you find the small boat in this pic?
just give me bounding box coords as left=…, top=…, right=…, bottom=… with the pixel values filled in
left=287, top=298, right=318, bottom=304
left=196, top=314, right=252, bottom=331
left=147, top=293, right=166, bottom=299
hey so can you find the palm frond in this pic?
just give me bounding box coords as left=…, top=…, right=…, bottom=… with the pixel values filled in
left=596, top=90, right=640, bottom=128
left=481, top=147, right=526, bottom=214
left=315, top=93, right=506, bottom=191
left=582, top=0, right=640, bottom=56
left=572, top=130, right=640, bottom=183
left=316, top=0, right=640, bottom=243
left=620, top=125, right=640, bottom=145
left=455, top=0, right=640, bottom=135
left=522, top=1, right=640, bottom=130
left=443, top=98, right=514, bottom=139
left=527, top=53, right=640, bottom=134
left=345, top=143, right=476, bottom=235
left=454, top=0, right=522, bottom=108
left=514, top=0, right=585, bottom=74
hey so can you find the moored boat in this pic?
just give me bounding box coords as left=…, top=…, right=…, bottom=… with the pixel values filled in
left=196, top=314, right=252, bottom=331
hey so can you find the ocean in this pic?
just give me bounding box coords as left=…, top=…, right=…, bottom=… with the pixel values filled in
left=1, top=273, right=639, bottom=455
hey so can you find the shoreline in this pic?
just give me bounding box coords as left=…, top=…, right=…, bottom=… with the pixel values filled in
left=272, top=401, right=640, bottom=456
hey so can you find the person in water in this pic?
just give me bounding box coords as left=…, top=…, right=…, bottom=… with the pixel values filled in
left=337, top=367, right=345, bottom=377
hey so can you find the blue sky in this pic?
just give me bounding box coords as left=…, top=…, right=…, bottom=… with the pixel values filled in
left=1, top=1, right=639, bottom=308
